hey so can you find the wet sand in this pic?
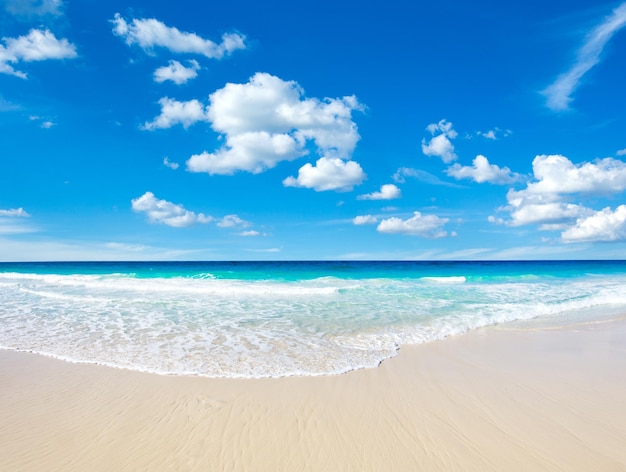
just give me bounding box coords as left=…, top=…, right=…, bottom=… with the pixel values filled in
left=1, top=317, right=625, bottom=471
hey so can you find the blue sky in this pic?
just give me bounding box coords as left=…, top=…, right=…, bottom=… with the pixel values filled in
left=1, top=0, right=626, bottom=261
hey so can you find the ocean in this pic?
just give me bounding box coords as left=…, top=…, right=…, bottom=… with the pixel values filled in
left=1, top=260, right=625, bottom=378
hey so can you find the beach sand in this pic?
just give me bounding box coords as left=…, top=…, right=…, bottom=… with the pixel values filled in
left=1, top=317, right=625, bottom=471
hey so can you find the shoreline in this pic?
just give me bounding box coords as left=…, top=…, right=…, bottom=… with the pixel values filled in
left=1, top=317, right=626, bottom=471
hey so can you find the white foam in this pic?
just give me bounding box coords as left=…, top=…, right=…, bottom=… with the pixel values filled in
left=2, top=271, right=626, bottom=377
left=420, top=276, right=467, bottom=284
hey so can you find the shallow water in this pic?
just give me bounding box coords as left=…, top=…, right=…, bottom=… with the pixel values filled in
left=1, top=261, right=625, bottom=377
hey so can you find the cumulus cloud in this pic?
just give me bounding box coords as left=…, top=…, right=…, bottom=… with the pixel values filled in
left=357, top=184, right=401, bottom=200
left=507, top=201, right=591, bottom=228
left=353, top=215, right=378, bottom=225
left=154, top=59, right=200, bottom=84
left=543, top=3, right=626, bottom=111
left=131, top=192, right=212, bottom=227
left=617, top=148, right=626, bottom=156
left=377, top=211, right=450, bottom=238
left=446, top=155, right=520, bottom=184
left=421, top=119, right=457, bottom=163
left=511, top=154, right=626, bottom=198
left=238, top=230, right=261, bottom=237
left=186, top=72, right=365, bottom=182
left=499, top=154, right=626, bottom=234
left=0, top=208, right=30, bottom=217
left=111, top=14, right=246, bottom=59
left=4, top=0, right=63, bottom=17
left=562, top=205, right=626, bottom=242
left=0, top=29, right=77, bottom=78
left=283, top=157, right=365, bottom=192
left=142, top=97, right=209, bottom=130
left=163, top=157, right=179, bottom=170
left=189, top=131, right=305, bottom=175
left=217, top=214, right=250, bottom=228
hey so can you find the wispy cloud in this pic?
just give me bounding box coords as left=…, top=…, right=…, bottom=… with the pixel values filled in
left=468, top=127, right=512, bottom=140
left=4, top=0, right=63, bottom=18
left=353, top=215, right=378, bottom=225
left=0, top=207, right=30, bottom=217
left=543, top=3, right=626, bottom=111
left=0, top=207, right=36, bottom=235
left=0, top=96, right=20, bottom=111
left=111, top=14, right=246, bottom=59
left=393, top=167, right=465, bottom=188
left=163, top=157, right=179, bottom=170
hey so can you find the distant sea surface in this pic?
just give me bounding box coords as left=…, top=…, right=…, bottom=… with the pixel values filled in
left=1, top=260, right=626, bottom=378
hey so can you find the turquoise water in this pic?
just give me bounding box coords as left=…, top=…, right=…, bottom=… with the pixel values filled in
left=1, top=260, right=625, bottom=377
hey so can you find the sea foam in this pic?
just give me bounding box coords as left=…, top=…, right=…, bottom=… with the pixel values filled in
left=1, top=262, right=626, bottom=378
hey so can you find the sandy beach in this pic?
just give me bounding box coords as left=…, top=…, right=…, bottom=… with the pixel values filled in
left=1, top=316, right=625, bottom=471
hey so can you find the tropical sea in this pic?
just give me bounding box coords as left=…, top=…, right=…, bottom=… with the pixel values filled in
left=1, top=260, right=625, bottom=378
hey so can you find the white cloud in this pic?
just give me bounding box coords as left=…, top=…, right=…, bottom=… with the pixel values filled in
left=0, top=29, right=77, bottom=78
left=186, top=72, right=365, bottom=177
left=501, top=154, right=626, bottom=230
left=353, top=215, right=378, bottom=225
left=188, top=131, right=304, bottom=175
left=377, top=211, right=450, bottom=238
left=472, top=128, right=511, bottom=140
left=512, top=154, right=626, bottom=197
left=131, top=192, right=212, bottom=227
left=543, top=3, right=626, bottom=111
left=0, top=96, right=19, bottom=111
left=393, top=167, right=465, bottom=188
left=421, top=119, right=457, bottom=163
left=163, top=157, right=179, bottom=170
left=446, top=155, right=520, bottom=184
left=507, top=201, right=591, bottom=228
left=283, top=157, right=365, bottom=192
left=617, top=148, right=626, bottom=156
left=0, top=222, right=38, bottom=234
left=0, top=237, right=206, bottom=262
left=357, top=184, right=401, bottom=200
left=28, top=114, right=55, bottom=128
left=238, top=230, right=261, bottom=237
left=0, top=208, right=35, bottom=234
left=4, top=0, right=63, bottom=17
left=0, top=207, right=30, bottom=217
left=111, top=13, right=246, bottom=59
left=217, top=214, right=250, bottom=228
left=154, top=59, right=200, bottom=84
left=561, top=205, right=626, bottom=242
left=142, top=97, right=209, bottom=130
